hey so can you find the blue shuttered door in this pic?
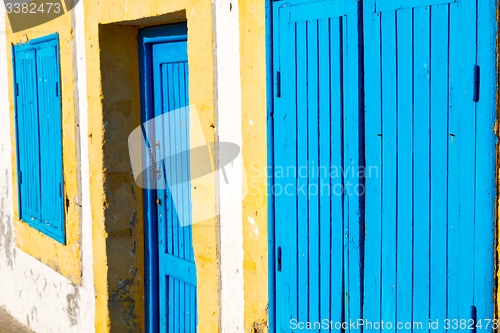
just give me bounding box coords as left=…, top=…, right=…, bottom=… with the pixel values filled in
left=272, top=0, right=495, bottom=331
left=363, top=0, right=495, bottom=331
left=14, top=34, right=65, bottom=243
left=272, top=1, right=362, bottom=332
left=151, top=40, right=197, bottom=332
left=15, top=49, right=41, bottom=224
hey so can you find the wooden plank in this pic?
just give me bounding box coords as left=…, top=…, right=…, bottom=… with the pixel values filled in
left=456, top=0, right=476, bottom=324
left=172, top=63, right=183, bottom=333
left=140, top=35, right=158, bottom=333
left=344, top=12, right=362, bottom=331
left=330, top=16, right=344, bottom=331
left=362, top=1, right=382, bottom=330
left=274, top=5, right=299, bottom=329
left=173, top=62, right=186, bottom=333
left=375, top=0, right=456, bottom=12
left=164, top=68, right=175, bottom=332
left=380, top=11, right=397, bottom=333
left=289, top=0, right=357, bottom=23
left=395, top=7, right=413, bottom=329
left=318, top=16, right=332, bottom=326
left=412, top=6, right=430, bottom=332
left=342, top=16, right=350, bottom=326
left=307, top=19, right=320, bottom=326
left=447, top=2, right=462, bottom=330
left=152, top=47, right=167, bottom=331
left=268, top=2, right=277, bottom=329
left=429, top=3, right=449, bottom=325
left=296, top=19, right=309, bottom=325
left=163, top=255, right=197, bottom=286
left=474, top=0, right=496, bottom=328
left=165, top=63, right=176, bottom=333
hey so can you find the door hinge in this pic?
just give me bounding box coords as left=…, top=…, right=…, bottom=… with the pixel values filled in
left=471, top=305, right=477, bottom=333
left=56, top=82, right=59, bottom=97
left=59, top=183, right=63, bottom=198
left=15, top=83, right=19, bottom=96
left=276, top=71, right=281, bottom=98
left=473, top=64, right=480, bottom=102
left=19, top=171, right=22, bottom=184
left=277, top=246, right=282, bottom=271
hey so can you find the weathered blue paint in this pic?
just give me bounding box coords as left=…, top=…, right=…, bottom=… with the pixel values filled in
left=13, top=33, right=64, bottom=244
left=363, top=0, right=496, bottom=331
left=271, top=1, right=362, bottom=331
left=270, top=0, right=496, bottom=331
left=140, top=24, right=197, bottom=333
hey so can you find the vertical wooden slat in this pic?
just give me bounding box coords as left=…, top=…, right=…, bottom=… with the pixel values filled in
left=307, top=19, right=320, bottom=326
left=296, top=19, right=309, bottom=326
left=362, top=0, right=382, bottom=330
left=318, top=16, right=331, bottom=327
left=447, top=3, right=461, bottom=329
left=395, top=7, right=413, bottom=329
left=154, top=58, right=167, bottom=331
left=162, top=62, right=175, bottom=333
left=344, top=11, right=362, bottom=331
left=172, top=62, right=186, bottom=333
left=457, top=0, right=476, bottom=325
left=179, top=61, right=191, bottom=331
left=274, top=5, right=299, bottom=328
left=288, top=19, right=299, bottom=327
left=330, top=16, right=344, bottom=331
left=380, top=11, right=397, bottom=333
left=16, top=49, right=41, bottom=225
left=429, top=3, right=449, bottom=326
left=475, top=0, right=497, bottom=328
left=164, top=62, right=179, bottom=333
left=413, top=6, right=430, bottom=333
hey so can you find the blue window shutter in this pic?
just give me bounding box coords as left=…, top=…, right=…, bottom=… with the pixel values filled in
left=14, top=48, right=41, bottom=225
left=36, top=40, right=64, bottom=244
left=13, top=33, right=64, bottom=244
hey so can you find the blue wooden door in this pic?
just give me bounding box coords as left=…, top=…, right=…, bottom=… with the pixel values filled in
left=150, top=39, right=197, bottom=332
left=271, top=0, right=496, bottom=331
left=271, top=0, right=363, bottom=331
left=363, top=0, right=496, bottom=331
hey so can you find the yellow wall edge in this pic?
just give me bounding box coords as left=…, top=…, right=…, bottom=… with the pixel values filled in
left=240, top=0, right=269, bottom=332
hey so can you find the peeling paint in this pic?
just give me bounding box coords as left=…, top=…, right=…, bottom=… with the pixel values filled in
left=66, top=285, right=80, bottom=326
left=248, top=216, right=259, bottom=239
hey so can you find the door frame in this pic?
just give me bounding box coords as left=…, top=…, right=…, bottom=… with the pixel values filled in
left=138, top=22, right=189, bottom=333
left=265, top=0, right=276, bottom=331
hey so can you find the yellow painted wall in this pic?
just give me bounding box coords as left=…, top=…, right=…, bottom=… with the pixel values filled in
left=5, top=1, right=82, bottom=284
left=83, top=1, right=218, bottom=332
left=239, top=1, right=269, bottom=332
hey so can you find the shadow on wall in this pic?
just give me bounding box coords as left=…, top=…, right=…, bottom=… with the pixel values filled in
left=99, top=23, right=144, bottom=332
left=98, top=11, right=186, bottom=332
left=5, top=0, right=80, bottom=33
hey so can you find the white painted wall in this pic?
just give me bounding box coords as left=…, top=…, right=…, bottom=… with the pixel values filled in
left=213, top=0, right=245, bottom=332
left=0, top=2, right=95, bottom=332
